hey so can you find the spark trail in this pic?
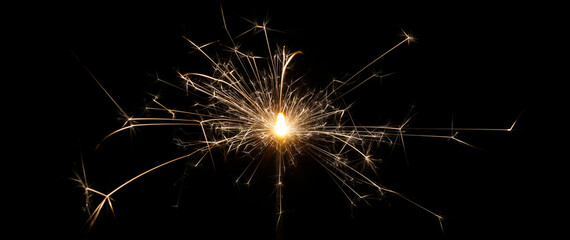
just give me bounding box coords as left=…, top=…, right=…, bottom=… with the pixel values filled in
left=74, top=10, right=520, bottom=234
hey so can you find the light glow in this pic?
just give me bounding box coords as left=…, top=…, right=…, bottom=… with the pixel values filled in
left=274, top=113, right=289, bottom=137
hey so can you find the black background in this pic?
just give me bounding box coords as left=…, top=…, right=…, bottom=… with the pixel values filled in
left=20, top=1, right=559, bottom=239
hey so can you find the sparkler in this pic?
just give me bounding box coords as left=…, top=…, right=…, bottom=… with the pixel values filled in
left=73, top=8, right=521, bottom=234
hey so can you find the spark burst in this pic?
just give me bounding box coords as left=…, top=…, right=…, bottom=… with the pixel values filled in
left=73, top=9, right=521, bottom=233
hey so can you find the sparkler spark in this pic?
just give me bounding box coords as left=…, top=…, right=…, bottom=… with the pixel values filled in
left=73, top=8, right=521, bottom=235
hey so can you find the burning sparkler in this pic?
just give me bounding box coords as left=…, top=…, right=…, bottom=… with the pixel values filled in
left=73, top=7, right=521, bottom=234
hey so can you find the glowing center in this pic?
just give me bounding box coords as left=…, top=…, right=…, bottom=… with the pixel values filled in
left=274, top=113, right=289, bottom=137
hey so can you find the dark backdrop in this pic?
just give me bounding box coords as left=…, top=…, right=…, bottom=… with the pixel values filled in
left=29, top=1, right=556, bottom=239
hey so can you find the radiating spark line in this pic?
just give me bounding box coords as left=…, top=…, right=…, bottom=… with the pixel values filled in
left=152, top=97, right=176, bottom=118
left=328, top=35, right=413, bottom=99
left=71, top=51, right=131, bottom=122
left=279, top=49, right=303, bottom=110
left=95, top=122, right=200, bottom=150
left=199, top=119, right=216, bottom=172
